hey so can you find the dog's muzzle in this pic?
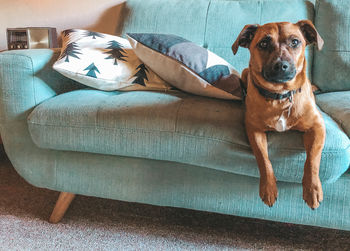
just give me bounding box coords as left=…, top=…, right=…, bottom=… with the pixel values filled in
left=262, top=60, right=296, bottom=83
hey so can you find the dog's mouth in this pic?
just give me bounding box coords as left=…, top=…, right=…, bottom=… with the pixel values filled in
left=262, top=69, right=296, bottom=84
left=261, top=71, right=295, bottom=84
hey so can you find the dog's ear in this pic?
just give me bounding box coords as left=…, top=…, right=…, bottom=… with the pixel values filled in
left=232, top=24, right=259, bottom=55
left=296, top=20, right=324, bottom=51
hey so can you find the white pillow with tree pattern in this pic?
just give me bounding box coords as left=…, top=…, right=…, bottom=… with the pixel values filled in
left=53, top=29, right=171, bottom=91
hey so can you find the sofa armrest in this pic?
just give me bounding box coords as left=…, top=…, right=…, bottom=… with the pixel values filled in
left=0, top=49, right=85, bottom=185
left=0, top=48, right=85, bottom=161
left=0, top=49, right=83, bottom=124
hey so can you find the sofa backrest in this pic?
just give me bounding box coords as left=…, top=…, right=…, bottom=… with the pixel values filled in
left=122, top=0, right=315, bottom=77
left=313, top=0, right=350, bottom=92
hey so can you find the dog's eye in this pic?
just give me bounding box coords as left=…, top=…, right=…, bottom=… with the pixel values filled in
left=291, top=39, right=300, bottom=48
left=258, top=40, right=269, bottom=49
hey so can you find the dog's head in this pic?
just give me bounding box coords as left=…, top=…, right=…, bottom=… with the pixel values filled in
left=232, top=20, right=323, bottom=88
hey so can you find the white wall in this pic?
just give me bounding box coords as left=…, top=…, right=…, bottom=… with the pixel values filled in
left=0, top=0, right=125, bottom=50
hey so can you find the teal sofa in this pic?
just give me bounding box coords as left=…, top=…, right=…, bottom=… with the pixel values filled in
left=0, top=0, right=349, bottom=230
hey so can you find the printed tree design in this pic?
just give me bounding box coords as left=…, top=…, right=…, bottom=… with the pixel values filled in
left=132, top=64, right=149, bottom=86
left=62, top=29, right=77, bottom=37
left=84, top=63, right=100, bottom=78
left=59, top=42, right=81, bottom=62
left=83, top=31, right=104, bottom=39
left=104, top=40, right=127, bottom=65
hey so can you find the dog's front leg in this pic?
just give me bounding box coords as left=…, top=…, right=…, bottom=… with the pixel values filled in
left=302, top=122, right=326, bottom=209
left=246, top=126, right=278, bottom=207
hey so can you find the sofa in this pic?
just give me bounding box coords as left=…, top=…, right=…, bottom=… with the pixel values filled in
left=0, top=0, right=349, bottom=230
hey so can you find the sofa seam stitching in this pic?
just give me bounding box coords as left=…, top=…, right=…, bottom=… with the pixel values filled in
left=203, top=0, right=211, bottom=47
left=174, top=99, right=184, bottom=133
left=311, top=0, right=317, bottom=83
left=28, top=55, right=37, bottom=105
left=259, top=0, right=263, bottom=24
left=28, top=121, right=250, bottom=148
left=320, top=49, right=350, bottom=53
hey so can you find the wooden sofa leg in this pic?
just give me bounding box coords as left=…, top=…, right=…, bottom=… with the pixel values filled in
left=49, top=192, right=75, bottom=223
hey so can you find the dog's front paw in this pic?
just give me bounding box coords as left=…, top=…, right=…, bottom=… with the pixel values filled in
left=259, top=176, right=278, bottom=207
left=302, top=176, right=323, bottom=210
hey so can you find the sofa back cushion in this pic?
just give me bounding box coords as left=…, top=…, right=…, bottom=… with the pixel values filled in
left=122, top=0, right=315, bottom=76
left=313, top=0, right=350, bottom=92
left=122, top=0, right=210, bottom=46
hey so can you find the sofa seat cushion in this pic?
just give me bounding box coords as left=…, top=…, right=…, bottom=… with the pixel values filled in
left=316, top=91, right=350, bottom=137
left=27, top=89, right=350, bottom=183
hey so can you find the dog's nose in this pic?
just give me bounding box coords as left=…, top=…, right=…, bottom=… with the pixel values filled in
left=263, top=59, right=296, bottom=83
left=273, top=61, right=290, bottom=72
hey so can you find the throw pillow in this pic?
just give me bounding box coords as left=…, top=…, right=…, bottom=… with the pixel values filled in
left=53, top=29, right=171, bottom=91
left=127, top=33, right=242, bottom=100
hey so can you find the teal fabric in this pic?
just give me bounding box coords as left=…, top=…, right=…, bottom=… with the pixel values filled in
left=314, top=0, right=350, bottom=92
left=0, top=49, right=84, bottom=191
left=122, top=0, right=210, bottom=46
left=27, top=89, right=350, bottom=184
left=316, top=91, right=350, bottom=137
left=14, top=148, right=350, bottom=231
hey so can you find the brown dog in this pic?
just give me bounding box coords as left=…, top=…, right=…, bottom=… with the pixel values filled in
left=232, top=20, right=325, bottom=209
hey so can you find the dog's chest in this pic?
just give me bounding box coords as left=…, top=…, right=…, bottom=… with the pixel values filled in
left=266, top=106, right=293, bottom=132
left=274, top=113, right=288, bottom=132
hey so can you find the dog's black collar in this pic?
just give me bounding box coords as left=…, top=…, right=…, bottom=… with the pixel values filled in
left=252, top=80, right=301, bottom=101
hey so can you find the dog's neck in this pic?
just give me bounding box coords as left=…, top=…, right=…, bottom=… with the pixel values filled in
left=251, top=78, right=302, bottom=102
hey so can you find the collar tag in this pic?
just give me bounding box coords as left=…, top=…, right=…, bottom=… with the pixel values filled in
left=288, top=91, right=294, bottom=103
